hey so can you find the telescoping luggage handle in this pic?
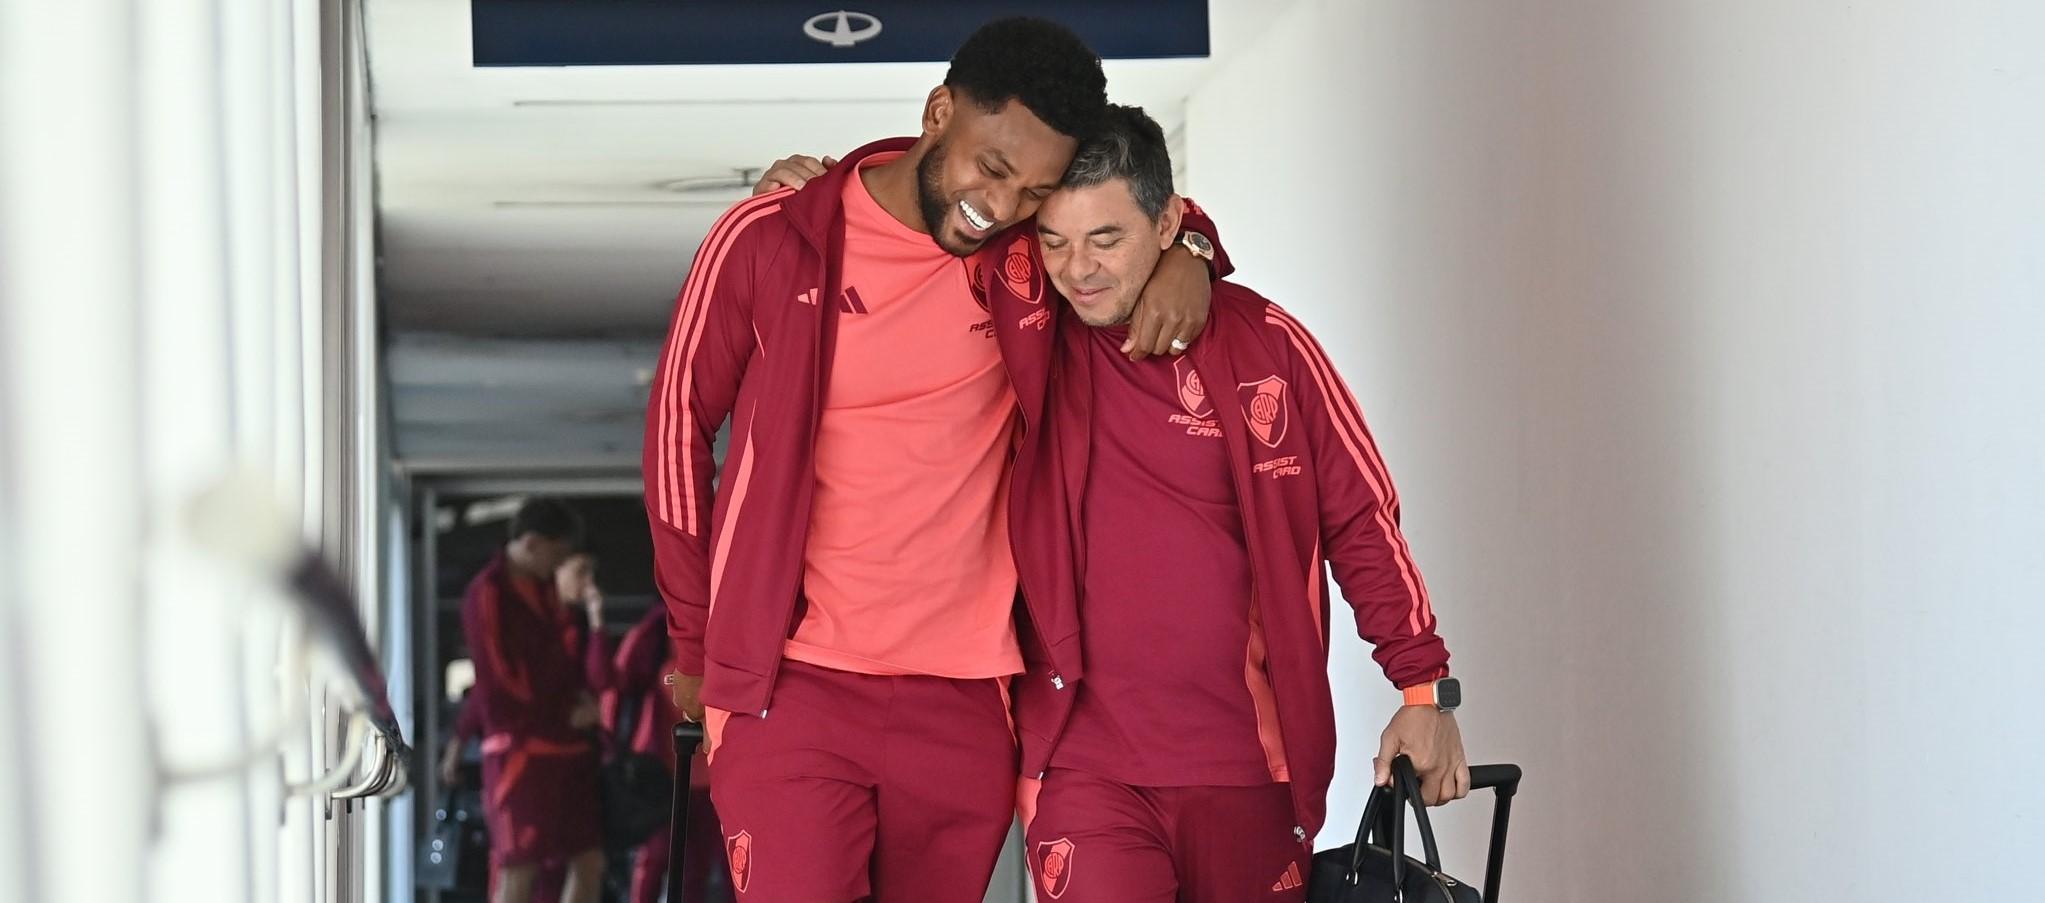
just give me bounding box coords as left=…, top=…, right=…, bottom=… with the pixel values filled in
left=1345, top=757, right=1522, bottom=903
left=667, top=721, right=707, bottom=903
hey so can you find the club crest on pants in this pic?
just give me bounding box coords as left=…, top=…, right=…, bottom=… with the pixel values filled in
left=1239, top=375, right=1290, bottom=448
left=726, top=830, right=753, bottom=893
left=1035, top=837, right=1076, bottom=899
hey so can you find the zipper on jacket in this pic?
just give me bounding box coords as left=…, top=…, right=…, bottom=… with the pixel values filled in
left=756, top=509, right=812, bottom=719
left=1012, top=477, right=1066, bottom=692
left=1204, top=350, right=1310, bottom=838
left=756, top=232, right=841, bottom=719
left=1007, top=378, right=1067, bottom=693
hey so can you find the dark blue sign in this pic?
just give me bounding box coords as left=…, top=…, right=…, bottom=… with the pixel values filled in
left=471, top=1, right=1210, bottom=67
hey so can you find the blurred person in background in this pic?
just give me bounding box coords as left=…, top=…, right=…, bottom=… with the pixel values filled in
left=459, top=497, right=608, bottom=903
left=443, top=546, right=612, bottom=903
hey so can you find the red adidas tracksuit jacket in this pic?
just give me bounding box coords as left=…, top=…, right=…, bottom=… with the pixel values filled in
left=1014, top=281, right=1452, bottom=844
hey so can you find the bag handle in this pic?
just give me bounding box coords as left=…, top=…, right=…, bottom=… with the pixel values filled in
left=614, top=687, right=641, bottom=749
left=1391, top=757, right=1443, bottom=871
left=1352, top=771, right=1388, bottom=884
left=1344, top=756, right=1444, bottom=890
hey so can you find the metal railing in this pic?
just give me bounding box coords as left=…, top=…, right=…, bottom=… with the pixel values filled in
left=185, top=473, right=411, bottom=802
left=282, top=551, right=411, bottom=799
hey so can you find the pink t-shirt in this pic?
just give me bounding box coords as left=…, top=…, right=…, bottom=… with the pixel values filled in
left=783, top=153, right=1025, bottom=679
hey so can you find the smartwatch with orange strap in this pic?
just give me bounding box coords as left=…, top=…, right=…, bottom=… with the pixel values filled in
left=1401, top=677, right=1461, bottom=712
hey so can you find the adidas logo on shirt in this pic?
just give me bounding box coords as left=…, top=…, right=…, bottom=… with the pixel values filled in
left=795, top=286, right=871, bottom=314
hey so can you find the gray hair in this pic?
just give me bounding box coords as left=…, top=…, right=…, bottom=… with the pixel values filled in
left=1063, top=104, right=1175, bottom=221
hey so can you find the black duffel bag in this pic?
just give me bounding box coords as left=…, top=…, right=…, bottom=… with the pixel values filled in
left=600, top=689, right=676, bottom=851
left=1309, top=756, right=1523, bottom=903
left=417, top=786, right=490, bottom=893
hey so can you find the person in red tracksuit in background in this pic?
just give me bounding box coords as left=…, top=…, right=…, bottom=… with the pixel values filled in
left=1008, top=106, right=1473, bottom=902
left=442, top=548, right=611, bottom=903
left=442, top=697, right=561, bottom=903
left=460, top=498, right=612, bottom=903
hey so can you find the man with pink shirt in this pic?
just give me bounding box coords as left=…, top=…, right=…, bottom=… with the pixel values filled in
left=643, top=19, right=1227, bottom=903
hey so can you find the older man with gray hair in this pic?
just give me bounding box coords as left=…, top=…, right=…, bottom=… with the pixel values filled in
left=1011, top=104, right=1473, bottom=903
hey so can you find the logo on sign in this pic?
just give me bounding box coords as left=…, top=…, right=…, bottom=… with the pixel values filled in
left=803, top=11, right=883, bottom=48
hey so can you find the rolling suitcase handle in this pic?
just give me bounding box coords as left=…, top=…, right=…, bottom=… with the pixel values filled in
left=1465, top=765, right=1521, bottom=903
left=667, top=721, right=707, bottom=903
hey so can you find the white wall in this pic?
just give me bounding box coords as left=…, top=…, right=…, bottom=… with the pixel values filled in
left=1184, top=1, right=2045, bottom=899
left=0, top=2, right=153, bottom=901
left=1, top=0, right=387, bottom=900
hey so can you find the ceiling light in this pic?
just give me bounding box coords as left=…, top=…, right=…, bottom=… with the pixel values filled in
left=655, top=170, right=762, bottom=196
left=493, top=200, right=734, bottom=208
left=491, top=169, right=763, bottom=209
left=511, top=98, right=913, bottom=108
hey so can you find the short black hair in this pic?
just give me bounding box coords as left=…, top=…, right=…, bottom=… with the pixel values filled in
left=509, top=496, right=583, bottom=546
left=1063, top=104, right=1175, bottom=221
left=944, top=17, right=1107, bottom=140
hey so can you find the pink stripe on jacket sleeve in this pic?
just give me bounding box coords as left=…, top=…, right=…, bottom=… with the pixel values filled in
left=1264, top=305, right=1447, bottom=687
